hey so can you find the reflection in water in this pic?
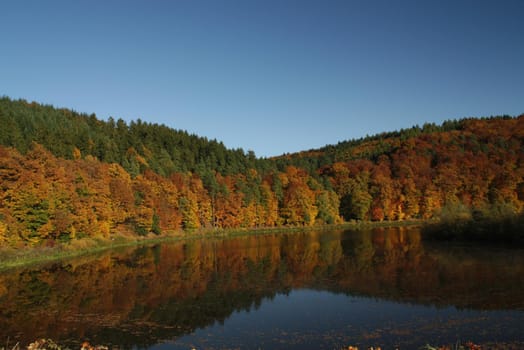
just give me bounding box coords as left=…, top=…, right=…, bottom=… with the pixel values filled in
left=1, top=227, right=524, bottom=349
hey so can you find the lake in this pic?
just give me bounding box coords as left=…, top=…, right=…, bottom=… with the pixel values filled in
left=1, top=227, right=524, bottom=349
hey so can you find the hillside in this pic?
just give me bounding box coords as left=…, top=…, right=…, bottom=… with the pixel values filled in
left=273, top=116, right=511, bottom=172
left=0, top=97, right=266, bottom=177
left=277, top=116, right=524, bottom=221
left=0, top=97, right=523, bottom=246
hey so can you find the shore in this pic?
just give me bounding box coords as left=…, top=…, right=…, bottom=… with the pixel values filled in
left=0, top=220, right=423, bottom=271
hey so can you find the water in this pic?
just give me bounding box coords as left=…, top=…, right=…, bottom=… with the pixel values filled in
left=1, top=227, right=524, bottom=349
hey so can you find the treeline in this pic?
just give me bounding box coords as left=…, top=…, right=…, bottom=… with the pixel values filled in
left=274, top=115, right=515, bottom=172
left=0, top=144, right=341, bottom=244
left=318, top=116, right=524, bottom=221
left=0, top=97, right=267, bottom=177
left=0, top=97, right=523, bottom=245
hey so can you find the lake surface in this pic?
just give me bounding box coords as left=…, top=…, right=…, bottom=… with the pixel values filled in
left=1, top=227, right=524, bottom=349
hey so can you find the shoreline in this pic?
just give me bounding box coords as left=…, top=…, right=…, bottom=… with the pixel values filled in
left=0, top=220, right=424, bottom=272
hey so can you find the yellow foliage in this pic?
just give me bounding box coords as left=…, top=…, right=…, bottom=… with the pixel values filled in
left=179, top=195, right=200, bottom=230
left=241, top=202, right=258, bottom=227
left=70, top=225, right=77, bottom=240
left=135, top=206, right=154, bottom=231
left=99, top=221, right=111, bottom=238
left=0, top=220, right=7, bottom=239
left=73, top=147, right=82, bottom=159
left=37, top=221, right=55, bottom=240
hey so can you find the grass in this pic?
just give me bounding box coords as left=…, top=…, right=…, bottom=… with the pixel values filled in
left=0, top=220, right=423, bottom=272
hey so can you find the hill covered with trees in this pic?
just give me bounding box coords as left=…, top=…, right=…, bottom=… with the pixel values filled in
left=0, top=96, right=522, bottom=246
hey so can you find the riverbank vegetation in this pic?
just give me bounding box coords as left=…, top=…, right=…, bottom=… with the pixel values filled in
left=0, top=97, right=523, bottom=249
left=0, top=220, right=421, bottom=270
left=422, top=202, right=524, bottom=244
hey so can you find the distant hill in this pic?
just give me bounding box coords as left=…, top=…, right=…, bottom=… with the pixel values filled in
left=0, top=96, right=522, bottom=246
left=272, top=115, right=517, bottom=173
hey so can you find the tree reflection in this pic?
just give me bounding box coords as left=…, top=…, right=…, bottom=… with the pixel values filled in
left=1, top=227, right=523, bottom=347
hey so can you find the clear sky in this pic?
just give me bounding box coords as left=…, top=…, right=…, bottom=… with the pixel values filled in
left=1, top=0, right=523, bottom=157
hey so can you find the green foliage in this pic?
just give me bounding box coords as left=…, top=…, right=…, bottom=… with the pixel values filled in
left=425, top=208, right=524, bottom=243
left=0, top=97, right=272, bottom=177
left=134, top=223, right=149, bottom=236
left=0, top=96, right=522, bottom=246
left=315, top=190, right=340, bottom=224
left=439, top=202, right=472, bottom=223
left=179, top=197, right=199, bottom=230
left=11, top=191, right=51, bottom=242
left=339, top=178, right=373, bottom=221
left=151, top=212, right=161, bottom=235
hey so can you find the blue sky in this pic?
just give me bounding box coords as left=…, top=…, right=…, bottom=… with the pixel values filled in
left=1, top=0, right=523, bottom=157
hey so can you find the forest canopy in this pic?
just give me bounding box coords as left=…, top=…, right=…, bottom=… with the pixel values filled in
left=0, top=96, right=523, bottom=246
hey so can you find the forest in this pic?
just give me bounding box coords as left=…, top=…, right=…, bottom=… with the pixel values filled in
left=0, top=96, right=523, bottom=246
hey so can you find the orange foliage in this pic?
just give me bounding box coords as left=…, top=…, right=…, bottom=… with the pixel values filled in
left=0, top=116, right=523, bottom=245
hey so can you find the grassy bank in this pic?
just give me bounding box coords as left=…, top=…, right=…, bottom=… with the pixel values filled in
left=0, top=220, right=423, bottom=271
left=422, top=212, right=524, bottom=245
left=3, top=210, right=521, bottom=271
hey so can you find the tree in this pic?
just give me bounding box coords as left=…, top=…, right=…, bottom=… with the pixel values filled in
left=280, top=167, right=318, bottom=226
left=316, top=190, right=341, bottom=224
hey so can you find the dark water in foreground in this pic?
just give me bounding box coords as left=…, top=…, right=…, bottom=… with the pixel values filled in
left=1, top=227, right=524, bottom=349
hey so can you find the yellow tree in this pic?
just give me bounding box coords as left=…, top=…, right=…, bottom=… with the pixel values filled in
left=179, top=192, right=200, bottom=230
left=190, top=174, right=212, bottom=228
left=260, top=181, right=279, bottom=226
left=315, top=190, right=341, bottom=224
left=280, top=167, right=318, bottom=226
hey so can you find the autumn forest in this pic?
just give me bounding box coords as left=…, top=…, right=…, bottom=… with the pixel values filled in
left=0, top=97, right=523, bottom=247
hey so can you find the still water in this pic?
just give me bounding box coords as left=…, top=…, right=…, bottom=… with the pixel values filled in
left=1, top=227, right=524, bottom=349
